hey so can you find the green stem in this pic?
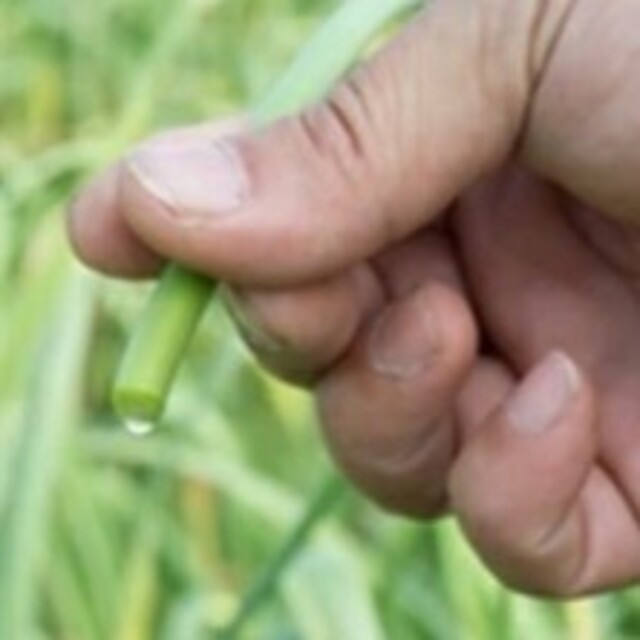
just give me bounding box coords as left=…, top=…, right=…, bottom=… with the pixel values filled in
left=113, top=265, right=213, bottom=422
left=113, top=0, right=422, bottom=423
left=218, top=476, right=346, bottom=640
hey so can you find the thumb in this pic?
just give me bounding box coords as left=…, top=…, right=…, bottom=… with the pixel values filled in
left=120, top=0, right=536, bottom=286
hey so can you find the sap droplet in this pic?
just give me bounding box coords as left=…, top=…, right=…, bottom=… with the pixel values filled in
left=125, top=419, right=155, bottom=438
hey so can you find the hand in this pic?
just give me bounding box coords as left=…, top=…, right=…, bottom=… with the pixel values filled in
left=69, top=0, right=640, bottom=596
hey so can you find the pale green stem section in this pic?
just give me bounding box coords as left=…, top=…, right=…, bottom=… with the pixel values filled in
left=0, top=270, right=94, bottom=639
left=113, top=0, right=423, bottom=423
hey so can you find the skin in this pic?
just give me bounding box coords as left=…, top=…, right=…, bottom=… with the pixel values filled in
left=69, top=0, right=640, bottom=596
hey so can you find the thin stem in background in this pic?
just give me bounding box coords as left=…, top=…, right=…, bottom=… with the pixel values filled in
left=218, top=475, right=347, bottom=639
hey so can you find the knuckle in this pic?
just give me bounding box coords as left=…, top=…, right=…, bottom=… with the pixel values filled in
left=296, top=69, right=375, bottom=185
left=527, top=0, right=582, bottom=86
left=328, top=436, right=451, bottom=520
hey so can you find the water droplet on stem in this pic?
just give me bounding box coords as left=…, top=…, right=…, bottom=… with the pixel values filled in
left=125, top=419, right=155, bottom=438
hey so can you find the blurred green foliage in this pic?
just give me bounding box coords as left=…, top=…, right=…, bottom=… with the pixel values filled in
left=1, top=0, right=640, bottom=638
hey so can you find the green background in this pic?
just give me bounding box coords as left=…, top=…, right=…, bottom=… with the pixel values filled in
left=1, top=0, right=638, bottom=638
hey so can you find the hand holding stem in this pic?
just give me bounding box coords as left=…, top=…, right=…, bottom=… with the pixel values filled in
left=71, top=0, right=640, bottom=596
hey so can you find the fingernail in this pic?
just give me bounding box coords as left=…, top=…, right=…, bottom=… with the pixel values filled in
left=505, top=352, right=580, bottom=434
left=367, top=290, right=439, bottom=379
left=127, top=136, right=250, bottom=217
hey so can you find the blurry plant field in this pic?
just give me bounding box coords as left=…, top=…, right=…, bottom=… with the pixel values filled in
left=1, top=0, right=640, bottom=638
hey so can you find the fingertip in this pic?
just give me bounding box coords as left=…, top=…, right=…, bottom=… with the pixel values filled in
left=68, top=166, right=164, bottom=279
left=69, top=119, right=249, bottom=281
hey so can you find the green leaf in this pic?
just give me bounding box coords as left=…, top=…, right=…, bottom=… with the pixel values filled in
left=0, top=268, right=95, bottom=638
left=283, top=541, right=385, bottom=640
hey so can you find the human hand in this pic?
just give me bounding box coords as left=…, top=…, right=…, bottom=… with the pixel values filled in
left=69, top=0, right=640, bottom=596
